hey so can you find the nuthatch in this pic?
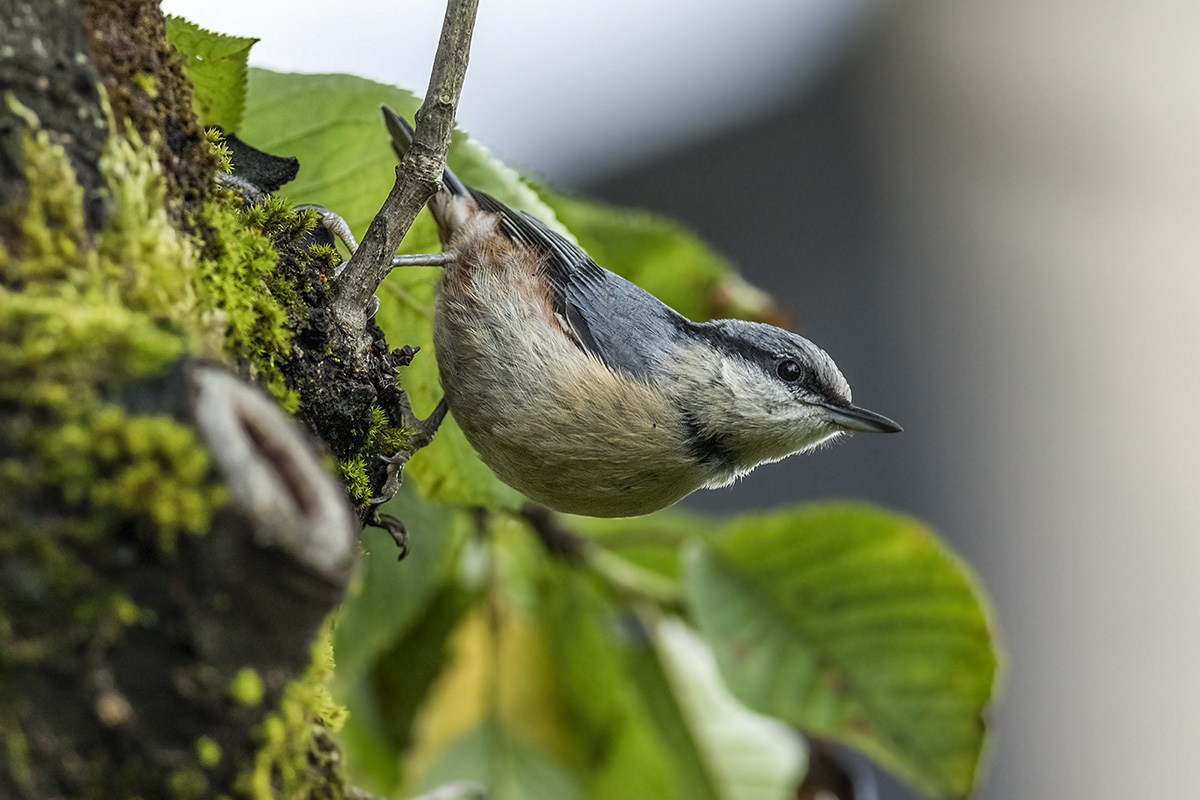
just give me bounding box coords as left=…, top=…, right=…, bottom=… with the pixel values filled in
left=381, top=106, right=900, bottom=517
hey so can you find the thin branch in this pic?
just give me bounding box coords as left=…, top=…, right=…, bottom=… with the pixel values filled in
left=331, top=0, right=480, bottom=344
left=520, top=505, right=686, bottom=609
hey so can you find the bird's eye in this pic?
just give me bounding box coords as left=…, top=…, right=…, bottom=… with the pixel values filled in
left=776, top=359, right=803, bottom=382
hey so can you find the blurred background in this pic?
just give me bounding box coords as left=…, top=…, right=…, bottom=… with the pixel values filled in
left=161, top=1, right=1200, bottom=797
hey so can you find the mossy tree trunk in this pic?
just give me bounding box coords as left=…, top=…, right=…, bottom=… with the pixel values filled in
left=0, top=1, right=390, bottom=796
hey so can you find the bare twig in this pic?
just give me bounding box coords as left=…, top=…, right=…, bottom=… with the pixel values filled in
left=518, top=505, right=685, bottom=609
left=331, top=0, right=480, bottom=348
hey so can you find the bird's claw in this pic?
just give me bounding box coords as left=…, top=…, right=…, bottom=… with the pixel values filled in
left=296, top=204, right=359, bottom=255
left=369, top=450, right=412, bottom=506
left=371, top=511, right=410, bottom=561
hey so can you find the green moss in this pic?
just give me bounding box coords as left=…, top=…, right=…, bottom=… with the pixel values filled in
left=0, top=113, right=226, bottom=556
left=205, top=127, right=233, bottom=174
left=366, top=405, right=409, bottom=456
left=132, top=72, right=159, bottom=99
left=195, top=193, right=316, bottom=412
left=0, top=109, right=202, bottom=417
left=197, top=201, right=287, bottom=357
left=96, top=125, right=201, bottom=328
left=167, top=766, right=209, bottom=799
left=6, top=105, right=87, bottom=287
left=0, top=68, right=386, bottom=800
left=196, top=735, right=223, bottom=767
left=242, top=196, right=319, bottom=241
left=1, top=706, right=33, bottom=795
left=338, top=458, right=372, bottom=505
left=36, top=404, right=228, bottom=554
left=331, top=406, right=412, bottom=504
left=111, top=593, right=140, bottom=626
left=0, top=292, right=187, bottom=409
left=230, top=668, right=265, bottom=707
left=306, top=242, right=338, bottom=267
left=0, top=104, right=260, bottom=796
left=238, top=619, right=348, bottom=800
left=2, top=91, right=354, bottom=800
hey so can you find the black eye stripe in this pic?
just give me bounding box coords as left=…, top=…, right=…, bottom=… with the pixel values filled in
left=684, top=320, right=819, bottom=388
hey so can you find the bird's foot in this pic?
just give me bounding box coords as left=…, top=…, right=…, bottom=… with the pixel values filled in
left=296, top=204, right=359, bottom=256
left=369, top=450, right=411, bottom=506
left=369, top=509, right=410, bottom=561
left=367, top=395, right=449, bottom=506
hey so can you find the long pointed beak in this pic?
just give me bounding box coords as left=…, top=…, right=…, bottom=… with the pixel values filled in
left=821, top=403, right=903, bottom=434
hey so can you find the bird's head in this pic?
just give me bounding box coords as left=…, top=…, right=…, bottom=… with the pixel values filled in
left=681, top=318, right=901, bottom=469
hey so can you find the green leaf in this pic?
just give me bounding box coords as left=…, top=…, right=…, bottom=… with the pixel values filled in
left=568, top=508, right=710, bottom=582
left=534, top=565, right=692, bottom=800
left=239, top=71, right=418, bottom=238
left=534, top=560, right=802, bottom=800
left=330, top=486, right=472, bottom=794
left=239, top=70, right=567, bottom=246
left=622, top=624, right=723, bottom=800
left=421, top=717, right=587, bottom=800
left=163, top=16, right=256, bottom=130
left=368, top=581, right=478, bottom=753
left=332, top=485, right=465, bottom=672
left=683, top=503, right=999, bottom=799
left=337, top=581, right=477, bottom=795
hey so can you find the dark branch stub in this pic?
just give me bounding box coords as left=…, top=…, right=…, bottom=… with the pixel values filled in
left=191, top=365, right=357, bottom=581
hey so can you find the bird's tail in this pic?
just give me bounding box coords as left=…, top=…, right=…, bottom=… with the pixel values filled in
left=381, top=105, right=470, bottom=197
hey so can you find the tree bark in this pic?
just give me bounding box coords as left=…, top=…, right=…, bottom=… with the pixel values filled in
left=0, top=1, right=355, bottom=796
left=1, top=0, right=479, bottom=792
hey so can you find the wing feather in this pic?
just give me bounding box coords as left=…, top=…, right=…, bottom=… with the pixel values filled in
left=469, top=189, right=686, bottom=380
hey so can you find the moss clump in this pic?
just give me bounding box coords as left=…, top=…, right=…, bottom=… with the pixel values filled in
left=37, top=404, right=228, bottom=554
left=366, top=405, right=409, bottom=455
left=205, top=128, right=234, bottom=173
left=230, top=668, right=266, bottom=707
left=0, top=100, right=323, bottom=798
left=3, top=97, right=88, bottom=287
left=238, top=620, right=348, bottom=800
left=197, top=191, right=307, bottom=412
left=335, top=406, right=412, bottom=504
left=338, top=458, right=373, bottom=505
left=306, top=242, right=339, bottom=270
left=0, top=101, right=203, bottom=407
left=0, top=112, right=226, bottom=558
left=196, top=736, right=223, bottom=768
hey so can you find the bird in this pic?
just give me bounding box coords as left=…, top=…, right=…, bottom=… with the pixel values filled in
left=381, top=106, right=901, bottom=517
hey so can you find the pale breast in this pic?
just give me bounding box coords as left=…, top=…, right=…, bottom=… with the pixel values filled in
left=432, top=239, right=709, bottom=516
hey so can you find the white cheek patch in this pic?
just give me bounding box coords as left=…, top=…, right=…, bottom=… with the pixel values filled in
left=719, top=358, right=791, bottom=416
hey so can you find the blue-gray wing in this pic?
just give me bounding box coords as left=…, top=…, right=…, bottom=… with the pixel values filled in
left=469, top=190, right=687, bottom=381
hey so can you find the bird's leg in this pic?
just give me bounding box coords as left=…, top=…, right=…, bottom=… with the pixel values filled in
left=392, top=252, right=456, bottom=268
left=368, top=396, right=449, bottom=506
left=402, top=395, right=450, bottom=451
